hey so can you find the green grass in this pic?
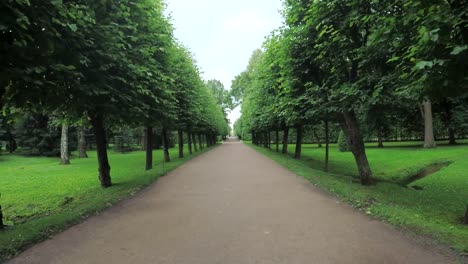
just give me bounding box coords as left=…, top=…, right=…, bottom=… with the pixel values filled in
left=0, top=145, right=212, bottom=261
left=247, top=141, right=468, bottom=255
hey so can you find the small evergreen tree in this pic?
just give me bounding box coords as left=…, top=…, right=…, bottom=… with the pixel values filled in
left=114, top=127, right=134, bottom=153
left=338, top=131, right=349, bottom=152
left=14, top=113, right=61, bottom=156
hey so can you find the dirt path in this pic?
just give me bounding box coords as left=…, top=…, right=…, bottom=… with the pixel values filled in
left=9, top=141, right=458, bottom=264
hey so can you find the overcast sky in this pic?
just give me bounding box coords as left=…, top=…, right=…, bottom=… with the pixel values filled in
left=165, top=0, right=284, bottom=127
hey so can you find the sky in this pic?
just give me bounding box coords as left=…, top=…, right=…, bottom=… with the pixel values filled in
left=165, top=0, right=284, bottom=127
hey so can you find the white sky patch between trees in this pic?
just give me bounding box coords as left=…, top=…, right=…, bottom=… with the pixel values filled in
left=165, top=0, right=284, bottom=127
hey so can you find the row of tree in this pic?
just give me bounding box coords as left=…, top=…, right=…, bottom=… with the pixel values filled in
left=0, top=0, right=230, bottom=191
left=232, top=0, right=467, bottom=185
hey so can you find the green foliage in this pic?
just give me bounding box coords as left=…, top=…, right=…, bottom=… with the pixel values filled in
left=235, top=0, right=468, bottom=183
left=0, top=0, right=228, bottom=137
left=13, top=113, right=61, bottom=156
left=337, top=131, right=349, bottom=152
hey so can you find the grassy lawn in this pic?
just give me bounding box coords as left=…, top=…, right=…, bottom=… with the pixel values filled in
left=247, top=141, right=468, bottom=254
left=0, top=145, right=211, bottom=261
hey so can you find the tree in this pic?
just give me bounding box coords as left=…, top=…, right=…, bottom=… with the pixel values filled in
left=2, top=0, right=178, bottom=187
left=60, top=122, right=70, bottom=165
left=77, top=125, right=88, bottom=158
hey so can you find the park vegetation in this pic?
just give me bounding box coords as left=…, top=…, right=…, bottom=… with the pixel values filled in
left=234, top=0, right=467, bottom=185
left=233, top=0, right=468, bottom=253
left=0, top=0, right=230, bottom=251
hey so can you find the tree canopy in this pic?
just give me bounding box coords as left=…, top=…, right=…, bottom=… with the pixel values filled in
left=234, top=0, right=468, bottom=185
left=0, top=0, right=229, bottom=187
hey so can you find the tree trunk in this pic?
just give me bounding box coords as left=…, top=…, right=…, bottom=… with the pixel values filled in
left=444, top=102, right=457, bottom=145
left=294, top=124, right=303, bottom=159
left=339, top=111, right=373, bottom=185
left=205, top=134, right=210, bottom=147
left=275, top=130, right=279, bottom=152
left=268, top=132, right=272, bottom=149
left=90, top=114, right=111, bottom=188
left=188, top=132, right=193, bottom=154
left=263, top=132, right=268, bottom=148
left=198, top=134, right=203, bottom=150
left=77, top=127, right=88, bottom=158
left=192, top=133, right=198, bottom=152
left=313, top=129, right=322, bottom=148
left=60, top=124, right=70, bottom=165
left=8, top=132, right=16, bottom=153
left=178, top=129, right=184, bottom=158
left=141, top=128, right=147, bottom=150
left=423, top=98, right=436, bottom=148
left=324, top=120, right=330, bottom=172
left=145, top=126, right=153, bottom=170
left=0, top=204, right=3, bottom=230
left=282, top=127, right=289, bottom=154
left=448, top=128, right=456, bottom=145
left=162, top=127, right=170, bottom=162
left=377, top=127, right=384, bottom=148
left=464, top=205, right=468, bottom=225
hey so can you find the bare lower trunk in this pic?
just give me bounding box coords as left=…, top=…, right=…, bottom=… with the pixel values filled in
left=340, top=111, right=373, bottom=185
left=162, top=127, right=170, bottom=162
left=188, top=132, right=193, bottom=154
left=263, top=132, right=268, bottom=148
left=60, top=124, right=70, bottom=165
left=324, top=120, right=330, bottom=172
left=294, top=124, right=303, bottom=159
left=141, top=128, right=147, bottom=150
left=8, top=133, right=16, bottom=153
left=282, top=127, right=289, bottom=154
left=269, top=132, right=272, bottom=149
left=275, top=130, right=279, bottom=152
left=145, top=126, right=153, bottom=170
left=423, top=98, right=436, bottom=148
left=464, top=205, right=468, bottom=225
left=178, top=129, right=184, bottom=158
left=313, top=129, right=322, bottom=148
left=198, top=134, right=203, bottom=150
left=192, top=133, right=198, bottom=152
left=90, top=114, right=111, bottom=188
left=0, top=203, right=3, bottom=229
left=448, top=128, right=456, bottom=145
left=443, top=100, right=457, bottom=145
left=377, top=127, right=384, bottom=148
left=78, top=127, right=88, bottom=158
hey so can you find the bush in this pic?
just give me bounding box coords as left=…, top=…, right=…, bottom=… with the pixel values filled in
left=14, top=113, right=61, bottom=156
left=338, top=130, right=349, bottom=152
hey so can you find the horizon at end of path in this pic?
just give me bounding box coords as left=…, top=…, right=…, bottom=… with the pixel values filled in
left=8, top=140, right=462, bottom=264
